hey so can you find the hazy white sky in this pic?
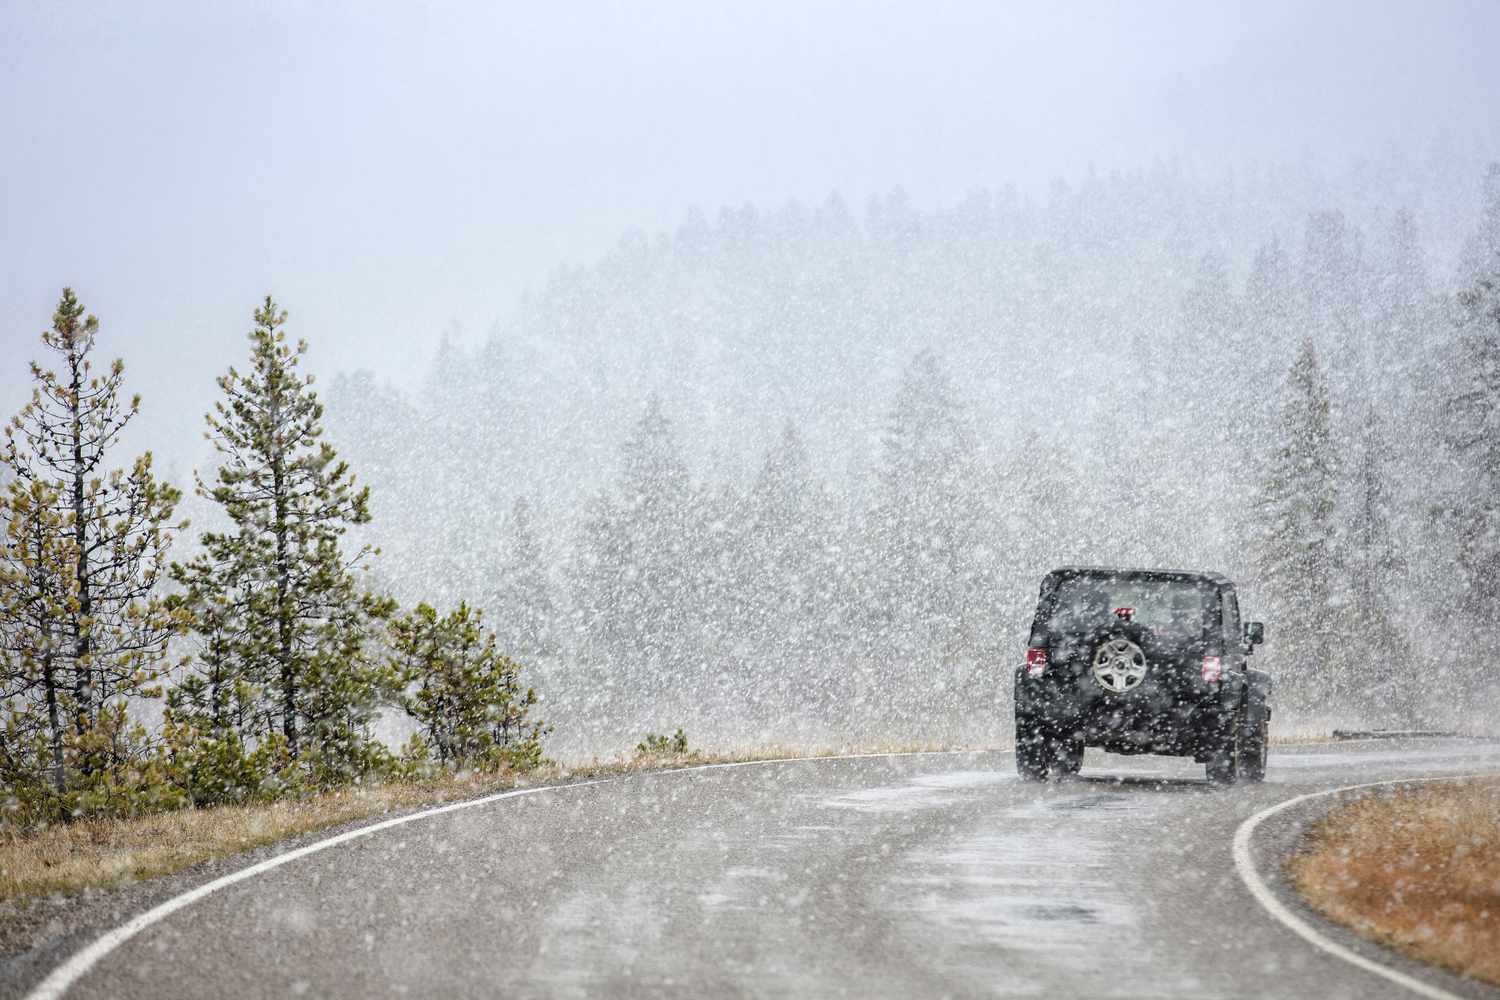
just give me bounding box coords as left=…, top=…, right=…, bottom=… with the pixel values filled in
left=3, top=0, right=1499, bottom=466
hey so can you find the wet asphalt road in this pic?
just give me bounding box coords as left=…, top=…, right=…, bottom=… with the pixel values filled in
left=20, top=738, right=1500, bottom=999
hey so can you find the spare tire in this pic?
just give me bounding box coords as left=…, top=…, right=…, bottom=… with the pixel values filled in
left=1081, top=620, right=1154, bottom=695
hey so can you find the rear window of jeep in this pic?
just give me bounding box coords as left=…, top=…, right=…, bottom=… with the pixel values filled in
left=1040, top=575, right=1215, bottom=639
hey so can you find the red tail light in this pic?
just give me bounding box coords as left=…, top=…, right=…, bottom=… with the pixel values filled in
left=1201, top=656, right=1223, bottom=683
left=1026, top=648, right=1048, bottom=677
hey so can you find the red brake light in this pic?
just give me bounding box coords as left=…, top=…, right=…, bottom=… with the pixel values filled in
left=1026, top=648, right=1048, bottom=677
left=1202, top=656, right=1223, bottom=683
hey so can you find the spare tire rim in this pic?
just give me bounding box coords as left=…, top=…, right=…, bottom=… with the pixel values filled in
left=1092, top=637, right=1147, bottom=693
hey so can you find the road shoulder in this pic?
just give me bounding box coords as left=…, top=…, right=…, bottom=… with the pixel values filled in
left=1288, top=777, right=1500, bottom=988
left=1235, top=777, right=1500, bottom=1000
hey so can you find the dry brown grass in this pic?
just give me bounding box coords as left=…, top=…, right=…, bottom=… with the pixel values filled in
left=0, top=771, right=525, bottom=905
left=1288, top=776, right=1500, bottom=987
left=0, top=741, right=966, bottom=906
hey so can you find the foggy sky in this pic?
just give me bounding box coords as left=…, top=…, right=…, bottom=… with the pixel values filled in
left=3, top=0, right=1499, bottom=470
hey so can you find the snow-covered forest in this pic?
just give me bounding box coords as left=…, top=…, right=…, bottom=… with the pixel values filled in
left=6, top=159, right=1500, bottom=822
left=318, top=161, right=1500, bottom=754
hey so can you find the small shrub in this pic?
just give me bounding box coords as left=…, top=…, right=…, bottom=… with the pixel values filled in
left=635, top=728, right=690, bottom=757
left=389, top=602, right=550, bottom=773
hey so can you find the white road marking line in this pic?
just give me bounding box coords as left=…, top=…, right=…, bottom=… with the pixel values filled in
left=1232, top=775, right=1482, bottom=1000
left=24, top=748, right=991, bottom=1000
left=28, top=746, right=1492, bottom=999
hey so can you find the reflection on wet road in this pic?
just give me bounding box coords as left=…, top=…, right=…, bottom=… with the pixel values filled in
left=32, top=739, right=1500, bottom=1000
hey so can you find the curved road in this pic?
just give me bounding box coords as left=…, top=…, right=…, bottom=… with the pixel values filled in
left=16, top=738, right=1500, bottom=999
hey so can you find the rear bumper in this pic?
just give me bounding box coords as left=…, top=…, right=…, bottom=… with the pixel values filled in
left=1014, top=666, right=1243, bottom=759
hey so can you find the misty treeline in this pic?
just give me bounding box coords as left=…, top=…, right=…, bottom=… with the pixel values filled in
left=326, top=164, right=1500, bottom=752
left=5, top=161, right=1500, bottom=817
left=0, top=295, right=546, bottom=825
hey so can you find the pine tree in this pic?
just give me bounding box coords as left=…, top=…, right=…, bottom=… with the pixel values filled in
left=1343, top=407, right=1411, bottom=719
left=0, top=289, right=182, bottom=803
left=324, top=371, right=423, bottom=539
left=1254, top=340, right=1342, bottom=711
left=994, top=431, right=1080, bottom=596
left=1439, top=170, right=1500, bottom=689
left=159, top=560, right=276, bottom=806
left=171, top=297, right=393, bottom=783
left=162, top=551, right=269, bottom=807
left=1345, top=409, right=1406, bottom=631
left=1302, top=210, right=1366, bottom=400
left=1367, top=209, right=1434, bottom=420
left=574, top=490, right=626, bottom=664
left=417, top=331, right=497, bottom=606
left=581, top=394, right=693, bottom=671
left=688, top=479, right=746, bottom=685
left=872, top=351, right=983, bottom=667
left=741, top=422, right=829, bottom=668
left=0, top=479, right=77, bottom=796
left=1247, top=239, right=1294, bottom=338
left=491, top=496, right=556, bottom=662
left=1244, top=239, right=1297, bottom=429
left=389, top=602, right=547, bottom=770
left=1182, top=251, right=1239, bottom=384
left=1379, top=208, right=1429, bottom=325
left=1458, top=163, right=1500, bottom=284
left=1184, top=252, right=1255, bottom=523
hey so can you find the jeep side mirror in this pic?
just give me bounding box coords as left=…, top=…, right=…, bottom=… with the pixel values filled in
left=1244, top=621, right=1265, bottom=647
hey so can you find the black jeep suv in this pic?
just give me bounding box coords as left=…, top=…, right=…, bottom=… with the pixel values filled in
left=1013, top=567, right=1270, bottom=784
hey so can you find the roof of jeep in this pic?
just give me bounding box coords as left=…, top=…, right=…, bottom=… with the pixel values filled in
left=1045, top=566, right=1235, bottom=590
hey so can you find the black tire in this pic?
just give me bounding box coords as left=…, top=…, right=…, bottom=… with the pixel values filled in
left=1205, top=721, right=1240, bottom=785
left=1017, top=714, right=1082, bottom=782
left=1014, top=734, right=1050, bottom=779
left=1016, top=719, right=1053, bottom=781
left=1058, top=737, right=1084, bottom=776
left=1240, top=707, right=1269, bottom=783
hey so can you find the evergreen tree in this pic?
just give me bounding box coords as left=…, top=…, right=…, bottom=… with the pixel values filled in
left=289, top=170, right=1500, bottom=740
left=491, top=496, right=556, bottom=662
left=1458, top=163, right=1500, bottom=284
left=1184, top=251, right=1254, bottom=522
left=416, top=330, right=503, bottom=606
left=170, top=297, right=393, bottom=783
left=1254, top=340, right=1342, bottom=711
left=1345, top=409, right=1405, bottom=632
left=574, top=490, right=625, bottom=663
left=1370, top=208, right=1435, bottom=421
left=567, top=391, right=710, bottom=739
left=740, top=423, right=830, bottom=668
left=1439, top=174, right=1500, bottom=691
left=1247, top=239, right=1294, bottom=335
left=0, top=289, right=181, bottom=804
left=580, top=394, right=693, bottom=671
left=688, top=479, right=746, bottom=693
left=325, top=370, right=424, bottom=527
left=390, top=602, right=547, bottom=770
left=166, top=557, right=256, bottom=738
left=872, top=351, right=984, bottom=667
left=1302, top=211, right=1366, bottom=402
left=1342, top=407, right=1410, bottom=719
left=1244, top=238, right=1297, bottom=427
left=1379, top=208, right=1429, bottom=325
left=159, top=558, right=277, bottom=806
left=994, top=432, right=1080, bottom=601
left=730, top=422, right=854, bottom=716
left=1182, top=251, right=1239, bottom=384
left=0, top=479, right=76, bottom=796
